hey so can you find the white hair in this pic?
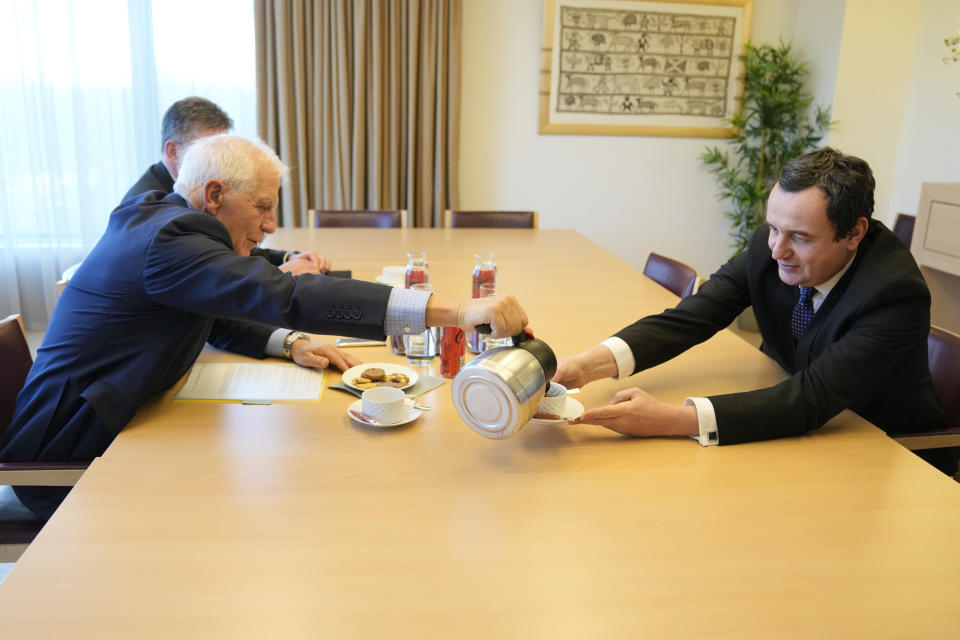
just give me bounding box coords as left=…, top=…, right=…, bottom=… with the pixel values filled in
left=173, top=134, right=289, bottom=207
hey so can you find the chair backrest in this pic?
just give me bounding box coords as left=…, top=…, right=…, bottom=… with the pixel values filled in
left=0, top=315, right=33, bottom=439
left=929, top=326, right=960, bottom=427
left=892, top=213, right=916, bottom=247
left=643, top=252, right=699, bottom=298
left=310, top=210, right=407, bottom=228
left=444, top=210, right=538, bottom=229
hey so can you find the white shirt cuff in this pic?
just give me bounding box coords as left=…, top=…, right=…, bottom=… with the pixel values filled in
left=265, top=328, right=289, bottom=357
left=685, top=397, right=719, bottom=446
left=600, top=336, right=635, bottom=380
left=384, top=287, right=432, bottom=336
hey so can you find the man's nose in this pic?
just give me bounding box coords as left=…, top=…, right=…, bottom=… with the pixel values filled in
left=262, top=211, right=277, bottom=234
left=769, top=234, right=789, bottom=259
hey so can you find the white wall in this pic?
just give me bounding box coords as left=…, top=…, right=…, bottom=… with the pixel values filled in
left=889, top=0, right=960, bottom=219
left=828, top=0, right=924, bottom=227
left=459, top=0, right=847, bottom=277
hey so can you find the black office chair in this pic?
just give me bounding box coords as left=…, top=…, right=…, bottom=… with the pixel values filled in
left=443, top=210, right=538, bottom=229
left=643, top=252, right=699, bottom=298
left=892, top=213, right=916, bottom=247
left=0, top=315, right=87, bottom=548
left=891, top=326, right=960, bottom=455
left=310, top=209, right=407, bottom=228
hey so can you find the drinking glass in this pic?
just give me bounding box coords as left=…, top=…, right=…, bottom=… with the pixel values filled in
left=403, top=283, right=438, bottom=365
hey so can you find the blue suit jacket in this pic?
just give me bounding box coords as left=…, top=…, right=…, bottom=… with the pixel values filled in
left=1, top=192, right=391, bottom=463
left=614, top=220, right=945, bottom=444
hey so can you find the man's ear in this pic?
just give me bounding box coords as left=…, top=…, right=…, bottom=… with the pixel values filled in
left=201, top=180, right=226, bottom=216
left=846, top=217, right=869, bottom=250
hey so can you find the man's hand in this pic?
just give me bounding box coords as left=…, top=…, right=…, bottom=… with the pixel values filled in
left=455, top=295, right=528, bottom=338
left=553, top=345, right=620, bottom=390
left=290, top=340, right=362, bottom=371
left=279, top=251, right=331, bottom=275
left=570, top=387, right=698, bottom=437
left=425, top=294, right=528, bottom=338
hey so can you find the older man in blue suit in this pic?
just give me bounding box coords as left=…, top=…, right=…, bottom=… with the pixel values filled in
left=2, top=134, right=528, bottom=518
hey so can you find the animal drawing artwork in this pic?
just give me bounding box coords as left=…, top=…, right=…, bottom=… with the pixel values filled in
left=685, top=78, right=707, bottom=95
left=639, top=56, right=659, bottom=72
left=564, top=74, right=588, bottom=92
left=579, top=94, right=600, bottom=111
left=610, top=34, right=634, bottom=52
left=553, top=7, right=739, bottom=125
left=661, top=77, right=680, bottom=96
left=587, top=53, right=612, bottom=72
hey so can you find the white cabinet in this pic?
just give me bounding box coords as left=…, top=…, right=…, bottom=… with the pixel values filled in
left=912, top=183, right=960, bottom=276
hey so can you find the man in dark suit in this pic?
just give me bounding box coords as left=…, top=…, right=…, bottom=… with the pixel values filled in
left=554, top=148, right=955, bottom=475
left=1, top=134, right=528, bottom=518
left=122, top=96, right=330, bottom=275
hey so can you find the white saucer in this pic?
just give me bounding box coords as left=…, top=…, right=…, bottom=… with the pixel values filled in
left=348, top=399, right=422, bottom=428
left=530, top=397, right=585, bottom=424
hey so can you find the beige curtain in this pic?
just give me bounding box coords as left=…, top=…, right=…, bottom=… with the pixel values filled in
left=255, top=0, right=461, bottom=228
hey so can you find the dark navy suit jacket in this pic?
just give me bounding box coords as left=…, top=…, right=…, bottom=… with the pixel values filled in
left=0, top=192, right=391, bottom=463
left=614, top=221, right=945, bottom=444
left=122, top=162, right=288, bottom=266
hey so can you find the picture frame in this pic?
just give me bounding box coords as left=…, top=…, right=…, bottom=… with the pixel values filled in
left=539, top=0, right=754, bottom=137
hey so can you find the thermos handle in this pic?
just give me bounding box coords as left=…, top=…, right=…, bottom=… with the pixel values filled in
left=473, top=324, right=534, bottom=347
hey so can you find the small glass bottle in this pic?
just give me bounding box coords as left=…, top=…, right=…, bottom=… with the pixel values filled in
left=405, top=251, right=429, bottom=288
left=440, top=327, right=466, bottom=377
left=467, top=253, right=496, bottom=353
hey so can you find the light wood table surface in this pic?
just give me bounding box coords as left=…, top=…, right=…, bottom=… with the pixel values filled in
left=1, top=229, right=958, bottom=638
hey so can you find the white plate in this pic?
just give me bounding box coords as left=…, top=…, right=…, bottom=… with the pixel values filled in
left=348, top=399, right=421, bottom=428
left=530, top=397, right=585, bottom=424
left=341, top=362, right=419, bottom=391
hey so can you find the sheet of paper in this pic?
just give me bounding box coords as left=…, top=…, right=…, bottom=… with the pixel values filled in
left=176, top=362, right=325, bottom=402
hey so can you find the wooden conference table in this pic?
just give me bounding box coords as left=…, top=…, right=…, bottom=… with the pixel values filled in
left=0, top=229, right=958, bottom=638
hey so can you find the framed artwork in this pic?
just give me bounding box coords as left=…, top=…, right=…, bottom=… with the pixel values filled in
left=539, top=0, right=753, bottom=137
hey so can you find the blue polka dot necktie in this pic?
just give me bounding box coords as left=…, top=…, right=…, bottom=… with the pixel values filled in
left=791, top=286, right=815, bottom=339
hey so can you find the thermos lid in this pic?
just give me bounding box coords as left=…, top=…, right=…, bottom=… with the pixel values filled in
left=451, top=364, right=524, bottom=439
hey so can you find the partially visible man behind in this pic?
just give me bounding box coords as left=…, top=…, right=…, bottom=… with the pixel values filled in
left=2, top=134, right=529, bottom=518
left=554, top=147, right=955, bottom=476
left=123, top=96, right=329, bottom=275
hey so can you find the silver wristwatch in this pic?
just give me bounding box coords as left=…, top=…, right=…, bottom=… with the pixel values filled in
left=281, top=331, right=307, bottom=359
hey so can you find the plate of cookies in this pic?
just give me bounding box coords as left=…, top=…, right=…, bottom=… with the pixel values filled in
left=341, top=363, right=419, bottom=391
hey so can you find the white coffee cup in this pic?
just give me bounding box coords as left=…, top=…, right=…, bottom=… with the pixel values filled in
left=361, top=387, right=408, bottom=424
left=537, top=382, right=567, bottom=418
left=379, top=266, right=406, bottom=287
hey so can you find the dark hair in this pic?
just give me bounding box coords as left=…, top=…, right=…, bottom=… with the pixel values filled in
left=160, top=97, right=234, bottom=149
left=777, top=147, right=875, bottom=240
